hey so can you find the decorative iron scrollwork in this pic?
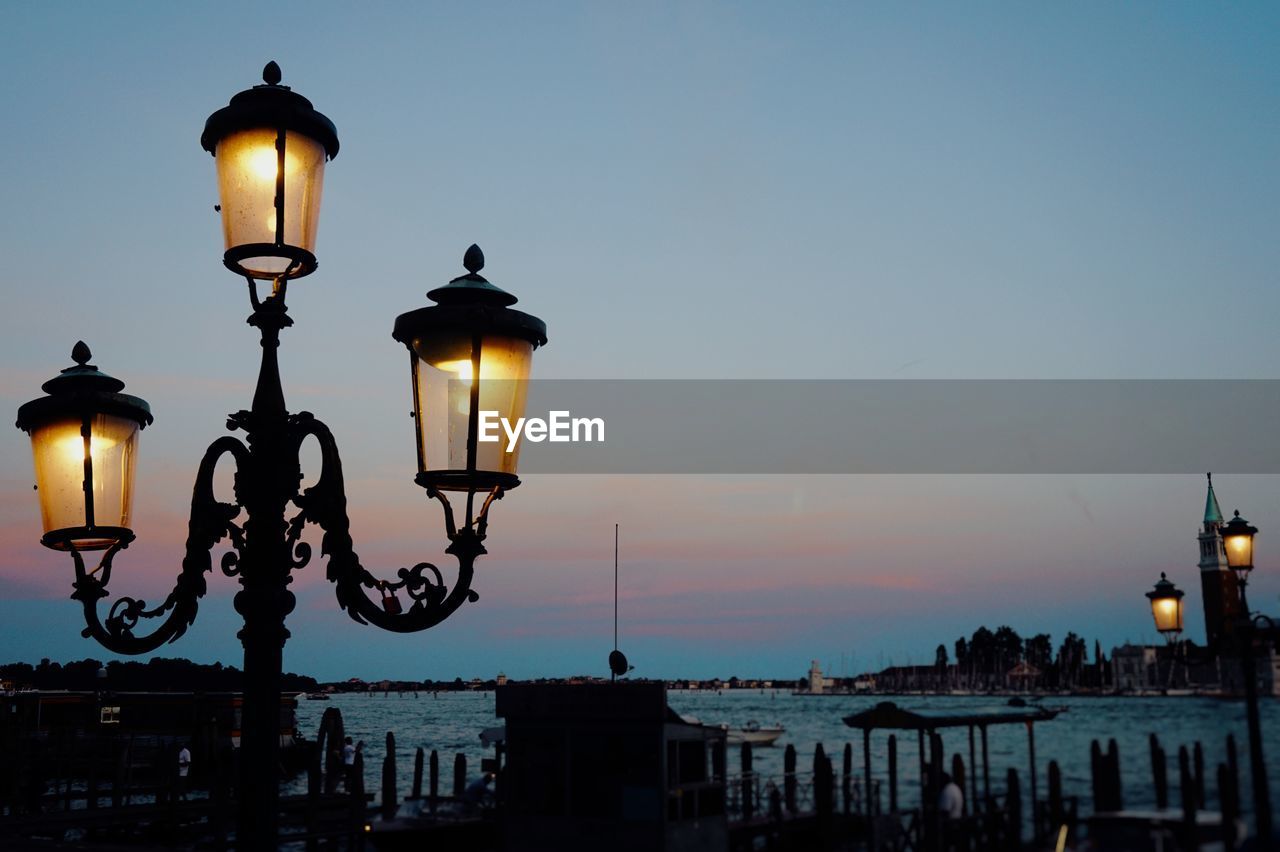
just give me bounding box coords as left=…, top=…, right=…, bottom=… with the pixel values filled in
left=69, top=435, right=249, bottom=655
left=290, top=415, right=487, bottom=634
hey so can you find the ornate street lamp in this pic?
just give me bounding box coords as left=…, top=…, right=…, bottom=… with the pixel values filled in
left=14, top=62, right=546, bottom=849
left=1145, top=573, right=1184, bottom=640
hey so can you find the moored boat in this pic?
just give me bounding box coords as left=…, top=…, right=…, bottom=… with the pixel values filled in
left=722, top=719, right=784, bottom=746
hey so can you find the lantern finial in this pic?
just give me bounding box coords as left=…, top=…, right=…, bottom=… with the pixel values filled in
left=71, top=341, right=91, bottom=366
left=263, top=61, right=282, bottom=86
left=464, top=244, right=485, bottom=275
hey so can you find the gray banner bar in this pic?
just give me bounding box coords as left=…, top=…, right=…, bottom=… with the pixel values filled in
left=474, top=380, right=1280, bottom=474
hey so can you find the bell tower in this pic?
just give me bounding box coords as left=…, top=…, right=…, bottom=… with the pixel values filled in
left=1198, top=473, right=1241, bottom=646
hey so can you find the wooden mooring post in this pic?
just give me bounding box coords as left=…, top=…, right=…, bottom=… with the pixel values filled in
left=929, top=733, right=943, bottom=852
left=1217, top=759, right=1240, bottom=850
left=842, top=742, right=853, bottom=815
left=1005, top=768, right=1021, bottom=852
left=1046, top=760, right=1064, bottom=837
left=951, top=754, right=966, bottom=817
left=784, top=743, right=797, bottom=813
left=412, top=747, right=424, bottom=799
left=1178, top=745, right=1199, bottom=852
left=862, top=728, right=872, bottom=817
left=814, top=745, right=833, bottom=818
left=1192, top=741, right=1206, bottom=810
left=1150, top=733, right=1168, bottom=809
left=349, top=751, right=366, bottom=849
left=381, top=732, right=398, bottom=821
left=453, top=753, right=466, bottom=798
left=1090, top=738, right=1123, bottom=812
left=429, top=749, right=439, bottom=811
left=887, top=734, right=898, bottom=812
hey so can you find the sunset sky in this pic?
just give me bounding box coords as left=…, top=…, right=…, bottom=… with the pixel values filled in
left=2, top=3, right=1278, bottom=681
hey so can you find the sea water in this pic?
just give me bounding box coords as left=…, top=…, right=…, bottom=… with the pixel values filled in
left=293, top=690, right=1280, bottom=818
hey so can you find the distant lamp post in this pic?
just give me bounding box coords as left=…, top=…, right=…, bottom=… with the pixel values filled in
left=1145, top=573, right=1185, bottom=690
left=1220, top=509, right=1273, bottom=842
left=1145, top=573, right=1184, bottom=640
left=15, top=62, right=546, bottom=849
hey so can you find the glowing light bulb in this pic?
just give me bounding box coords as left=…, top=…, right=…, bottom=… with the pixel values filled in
left=432, top=359, right=475, bottom=383
left=248, top=146, right=279, bottom=182
left=59, top=432, right=117, bottom=465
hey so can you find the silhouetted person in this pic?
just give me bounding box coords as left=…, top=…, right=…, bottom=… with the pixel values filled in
left=938, top=771, right=963, bottom=818
left=342, top=737, right=356, bottom=790
left=177, top=743, right=192, bottom=800
left=463, top=772, right=494, bottom=811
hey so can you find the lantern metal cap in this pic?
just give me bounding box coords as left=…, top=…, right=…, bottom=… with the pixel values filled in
left=1222, top=510, right=1258, bottom=539
left=16, top=342, right=153, bottom=432
left=1145, top=572, right=1184, bottom=602
left=395, top=245, right=548, bottom=349
left=200, top=61, right=340, bottom=159
left=426, top=245, right=519, bottom=307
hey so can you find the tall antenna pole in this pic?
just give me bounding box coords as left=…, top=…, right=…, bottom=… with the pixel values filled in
left=608, top=523, right=630, bottom=682
left=614, top=523, right=619, bottom=651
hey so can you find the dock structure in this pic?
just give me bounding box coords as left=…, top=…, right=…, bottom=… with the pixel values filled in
left=1, top=686, right=1262, bottom=850
left=843, top=701, right=1061, bottom=850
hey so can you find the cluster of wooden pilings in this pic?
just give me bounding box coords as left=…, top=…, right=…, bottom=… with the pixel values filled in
left=1081, top=732, right=1246, bottom=851
left=721, top=731, right=1256, bottom=851
left=373, top=727, right=482, bottom=820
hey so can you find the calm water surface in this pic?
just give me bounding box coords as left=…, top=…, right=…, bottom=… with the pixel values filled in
left=293, top=690, right=1280, bottom=817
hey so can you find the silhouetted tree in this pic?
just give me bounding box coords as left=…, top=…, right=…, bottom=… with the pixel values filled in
left=969, top=627, right=996, bottom=681
left=1056, top=633, right=1086, bottom=688
left=1024, top=634, right=1052, bottom=669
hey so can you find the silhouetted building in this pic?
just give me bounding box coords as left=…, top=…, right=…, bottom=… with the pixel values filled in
left=1198, top=474, right=1242, bottom=646
left=496, top=682, right=727, bottom=852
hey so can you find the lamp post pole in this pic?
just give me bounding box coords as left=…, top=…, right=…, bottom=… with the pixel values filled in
left=1236, top=579, right=1272, bottom=844
left=234, top=296, right=296, bottom=845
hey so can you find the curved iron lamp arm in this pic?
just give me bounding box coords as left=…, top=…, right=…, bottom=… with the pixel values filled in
left=70, top=435, right=249, bottom=654
left=290, top=413, right=487, bottom=633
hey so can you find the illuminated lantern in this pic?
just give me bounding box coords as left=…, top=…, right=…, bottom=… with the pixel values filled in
left=1221, top=510, right=1257, bottom=580
left=200, top=61, right=339, bottom=280
left=393, top=245, right=547, bottom=493
left=15, top=342, right=152, bottom=551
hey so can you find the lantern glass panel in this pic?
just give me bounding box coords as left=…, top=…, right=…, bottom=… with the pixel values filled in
left=1223, top=530, right=1254, bottom=571
left=413, top=332, right=533, bottom=486
left=29, top=413, right=139, bottom=549
left=1151, top=596, right=1183, bottom=634
left=215, top=128, right=327, bottom=277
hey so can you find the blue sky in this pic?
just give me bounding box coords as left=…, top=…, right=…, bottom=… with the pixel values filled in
left=1, top=3, right=1278, bottom=680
